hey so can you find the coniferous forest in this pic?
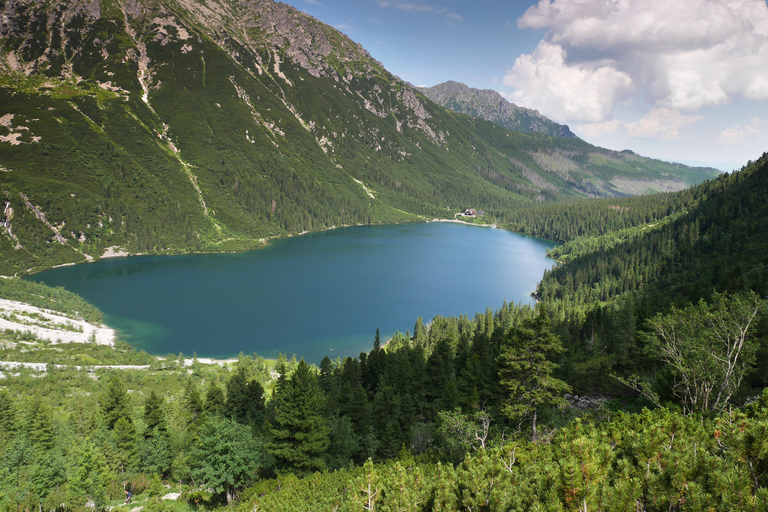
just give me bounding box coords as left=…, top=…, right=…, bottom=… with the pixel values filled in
left=1, top=154, right=768, bottom=511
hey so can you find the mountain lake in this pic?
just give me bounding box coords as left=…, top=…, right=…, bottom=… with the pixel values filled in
left=26, top=222, right=556, bottom=363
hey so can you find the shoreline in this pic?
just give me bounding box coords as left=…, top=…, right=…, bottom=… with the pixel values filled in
left=4, top=217, right=557, bottom=363
left=12, top=214, right=558, bottom=278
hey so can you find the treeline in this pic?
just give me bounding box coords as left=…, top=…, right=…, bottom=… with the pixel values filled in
left=498, top=187, right=702, bottom=244
left=532, top=154, right=768, bottom=394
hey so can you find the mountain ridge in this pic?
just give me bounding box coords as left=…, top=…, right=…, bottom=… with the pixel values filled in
left=0, top=0, right=720, bottom=276
left=418, top=80, right=577, bottom=138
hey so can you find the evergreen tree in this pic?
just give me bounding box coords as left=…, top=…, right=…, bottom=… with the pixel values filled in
left=245, top=380, right=266, bottom=429
left=498, top=309, right=570, bottom=441
left=100, top=376, right=132, bottom=430
left=67, top=441, right=110, bottom=509
left=113, top=417, right=138, bottom=472
left=268, top=360, right=330, bottom=475
left=225, top=372, right=248, bottom=421
left=204, top=383, right=226, bottom=417
left=0, top=390, right=17, bottom=445
left=226, top=371, right=266, bottom=427
left=182, top=379, right=204, bottom=426
left=143, top=390, right=166, bottom=438
left=25, top=397, right=55, bottom=453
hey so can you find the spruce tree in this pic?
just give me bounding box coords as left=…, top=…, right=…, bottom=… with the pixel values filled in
left=0, top=390, right=17, bottom=445
left=113, top=417, right=138, bottom=472
left=143, top=390, right=166, bottom=438
left=268, top=360, right=329, bottom=475
left=498, top=308, right=570, bottom=441
left=204, top=383, right=226, bottom=417
left=100, top=376, right=132, bottom=430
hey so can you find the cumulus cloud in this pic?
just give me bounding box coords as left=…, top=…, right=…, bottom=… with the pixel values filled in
left=577, top=120, right=621, bottom=139
left=504, top=41, right=633, bottom=122
left=625, top=108, right=704, bottom=141
left=505, top=0, right=768, bottom=122
left=716, top=117, right=768, bottom=146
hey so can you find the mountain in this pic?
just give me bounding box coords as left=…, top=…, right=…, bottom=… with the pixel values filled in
left=418, top=80, right=577, bottom=138
left=0, top=0, right=720, bottom=275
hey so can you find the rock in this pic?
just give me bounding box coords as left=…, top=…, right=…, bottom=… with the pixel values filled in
left=565, top=394, right=608, bottom=410
left=162, top=493, right=181, bottom=500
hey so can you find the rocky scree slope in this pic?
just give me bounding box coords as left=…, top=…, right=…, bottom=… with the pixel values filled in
left=0, top=0, right=719, bottom=276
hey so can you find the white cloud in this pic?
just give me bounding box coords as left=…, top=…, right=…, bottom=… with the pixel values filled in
left=576, top=120, right=621, bottom=139
left=625, top=108, right=703, bottom=142
left=504, top=40, right=633, bottom=122
left=716, top=117, right=768, bottom=146
left=506, top=0, right=768, bottom=122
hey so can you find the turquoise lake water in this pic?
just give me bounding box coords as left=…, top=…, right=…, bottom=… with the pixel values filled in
left=27, top=222, right=556, bottom=363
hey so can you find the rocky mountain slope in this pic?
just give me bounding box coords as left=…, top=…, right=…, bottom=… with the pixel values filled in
left=419, top=80, right=576, bottom=138
left=0, top=0, right=719, bottom=275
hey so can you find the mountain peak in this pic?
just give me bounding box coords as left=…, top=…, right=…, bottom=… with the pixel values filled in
left=419, top=81, right=576, bottom=138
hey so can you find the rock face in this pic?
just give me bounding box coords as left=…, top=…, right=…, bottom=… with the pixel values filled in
left=419, top=81, right=577, bottom=138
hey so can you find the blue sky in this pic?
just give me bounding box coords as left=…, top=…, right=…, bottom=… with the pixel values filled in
left=293, top=0, right=768, bottom=172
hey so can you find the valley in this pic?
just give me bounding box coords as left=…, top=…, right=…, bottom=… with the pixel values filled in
left=0, top=0, right=765, bottom=510
left=0, top=0, right=718, bottom=277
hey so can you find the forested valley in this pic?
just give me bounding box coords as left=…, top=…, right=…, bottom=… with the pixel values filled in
left=1, top=154, right=768, bottom=511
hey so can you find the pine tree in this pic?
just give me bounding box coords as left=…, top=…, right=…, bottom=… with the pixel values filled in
left=204, top=384, right=226, bottom=417
left=100, top=376, right=132, bottom=430
left=498, top=308, right=570, bottom=441
left=143, top=390, right=166, bottom=438
left=268, top=360, right=330, bottom=475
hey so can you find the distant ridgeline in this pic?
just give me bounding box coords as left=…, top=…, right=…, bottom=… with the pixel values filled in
left=418, top=80, right=578, bottom=138
left=0, top=0, right=719, bottom=275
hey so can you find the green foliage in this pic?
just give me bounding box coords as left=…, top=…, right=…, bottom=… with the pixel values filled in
left=268, top=360, right=330, bottom=475
left=100, top=375, right=132, bottom=429
left=67, top=440, right=111, bottom=509
left=498, top=310, right=571, bottom=440
left=239, top=405, right=768, bottom=511
left=0, top=278, right=102, bottom=323
left=190, top=415, right=265, bottom=505
left=637, top=291, right=763, bottom=414
left=0, top=2, right=766, bottom=501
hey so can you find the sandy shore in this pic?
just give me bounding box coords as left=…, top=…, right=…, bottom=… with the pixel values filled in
left=0, top=298, right=115, bottom=346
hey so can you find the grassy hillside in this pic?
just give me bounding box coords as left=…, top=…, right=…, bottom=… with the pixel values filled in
left=0, top=0, right=719, bottom=276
